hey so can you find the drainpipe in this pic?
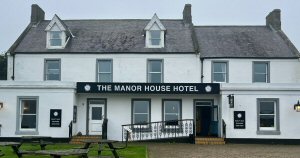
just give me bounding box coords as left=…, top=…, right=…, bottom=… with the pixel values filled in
left=11, top=53, right=15, bottom=80
left=200, top=58, right=204, bottom=83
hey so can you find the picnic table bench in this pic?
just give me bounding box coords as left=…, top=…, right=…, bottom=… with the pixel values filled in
left=21, top=136, right=53, bottom=150
left=16, top=149, right=88, bottom=158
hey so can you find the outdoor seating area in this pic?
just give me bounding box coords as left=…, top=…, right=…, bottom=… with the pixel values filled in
left=0, top=137, right=143, bottom=158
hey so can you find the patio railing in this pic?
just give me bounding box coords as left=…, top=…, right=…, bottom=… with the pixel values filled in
left=122, top=119, right=194, bottom=142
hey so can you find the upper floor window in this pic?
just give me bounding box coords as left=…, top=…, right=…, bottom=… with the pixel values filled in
left=253, top=62, right=269, bottom=83
left=45, top=59, right=61, bottom=81
left=212, top=61, right=228, bottom=83
left=144, top=14, right=166, bottom=48
left=97, top=59, right=112, bottom=82
left=147, top=59, right=163, bottom=83
left=150, top=30, right=161, bottom=46
left=257, top=98, right=280, bottom=135
left=45, top=14, right=72, bottom=49
left=50, top=31, right=62, bottom=46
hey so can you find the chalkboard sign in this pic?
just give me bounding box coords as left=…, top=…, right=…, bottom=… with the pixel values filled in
left=50, top=109, right=62, bottom=127
left=234, top=111, right=245, bottom=129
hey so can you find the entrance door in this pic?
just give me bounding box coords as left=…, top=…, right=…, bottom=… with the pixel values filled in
left=196, top=106, right=212, bottom=136
left=89, top=104, right=104, bottom=135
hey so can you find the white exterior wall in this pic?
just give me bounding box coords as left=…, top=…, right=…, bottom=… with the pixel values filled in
left=203, top=59, right=300, bottom=83
left=0, top=82, right=75, bottom=138
left=221, top=84, right=300, bottom=139
left=11, top=54, right=201, bottom=83
left=75, top=94, right=219, bottom=140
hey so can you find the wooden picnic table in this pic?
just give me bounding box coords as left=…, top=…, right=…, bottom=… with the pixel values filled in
left=82, top=139, right=121, bottom=158
left=0, top=142, right=21, bottom=155
left=21, top=136, right=53, bottom=150
left=30, top=149, right=89, bottom=158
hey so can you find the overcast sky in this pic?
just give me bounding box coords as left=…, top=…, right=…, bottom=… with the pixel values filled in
left=1, top=0, right=299, bottom=53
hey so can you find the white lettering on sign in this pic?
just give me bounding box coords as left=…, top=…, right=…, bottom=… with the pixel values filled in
left=97, top=85, right=112, bottom=91
left=173, top=86, right=199, bottom=92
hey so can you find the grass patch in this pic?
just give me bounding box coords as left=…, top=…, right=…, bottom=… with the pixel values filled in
left=0, top=143, right=146, bottom=158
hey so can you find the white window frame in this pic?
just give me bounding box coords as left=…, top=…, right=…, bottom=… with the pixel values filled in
left=212, top=61, right=228, bottom=83
left=257, top=98, right=280, bottom=135
left=16, top=97, right=39, bottom=135
left=97, top=59, right=113, bottom=82
left=132, top=99, right=151, bottom=125
left=147, top=59, right=163, bottom=83
left=44, top=59, right=61, bottom=81
left=253, top=61, right=270, bottom=83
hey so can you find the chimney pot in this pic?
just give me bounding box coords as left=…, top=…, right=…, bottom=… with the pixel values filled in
left=31, top=4, right=45, bottom=24
left=266, top=9, right=281, bottom=31
left=183, top=4, right=192, bottom=24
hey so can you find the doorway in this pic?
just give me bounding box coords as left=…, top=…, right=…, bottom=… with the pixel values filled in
left=87, top=99, right=107, bottom=135
left=194, top=100, right=219, bottom=137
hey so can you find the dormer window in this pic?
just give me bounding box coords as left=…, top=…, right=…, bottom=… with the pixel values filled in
left=150, top=30, right=161, bottom=46
left=144, top=14, right=166, bottom=48
left=50, top=31, right=62, bottom=46
left=45, top=14, right=73, bottom=49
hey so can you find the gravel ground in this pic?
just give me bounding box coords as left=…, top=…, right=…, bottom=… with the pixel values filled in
left=147, top=143, right=300, bottom=158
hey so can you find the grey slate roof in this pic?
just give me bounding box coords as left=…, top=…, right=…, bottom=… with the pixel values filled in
left=14, top=19, right=195, bottom=53
left=195, top=26, right=299, bottom=58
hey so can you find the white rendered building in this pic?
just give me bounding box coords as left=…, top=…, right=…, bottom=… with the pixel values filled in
left=0, top=4, right=300, bottom=144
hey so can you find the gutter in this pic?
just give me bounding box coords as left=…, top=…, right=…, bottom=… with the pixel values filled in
left=200, top=58, right=204, bottom=83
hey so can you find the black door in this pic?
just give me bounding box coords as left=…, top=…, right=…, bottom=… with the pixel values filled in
left=196, top=106, right=212, bottom=136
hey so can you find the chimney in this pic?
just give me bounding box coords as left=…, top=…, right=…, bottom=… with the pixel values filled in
left=31, top=4, right=45, bottom=24
left=266, top=9, right=281, bottom=31
left=183, top=4, right=192, bottom=24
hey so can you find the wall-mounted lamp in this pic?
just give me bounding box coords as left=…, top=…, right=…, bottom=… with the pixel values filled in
left=0, top=102, right=3, bottom=109
left=294, top=101, right=300, bottom=112
left=227, top=94, right=234, bottom=108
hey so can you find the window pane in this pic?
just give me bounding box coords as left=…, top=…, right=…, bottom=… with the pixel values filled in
left=254, top=63, right=267, bottom=74
left=260, top=102, right=274, bottom=114
left=21, top=100, right=36, bottom=114
left=213, top=63, right=226, bottom=73
left=134, top=101, right=149, bottom=113
left=151, top=39, right=160, bottom=45
left=98, top=73, right=112, bottom=82
left=134, top=114, right=148, bottom=124
left=165, top=101, right=180, bottom=113
left=260, top=115, right=275, bottom=127
left=92, top=107, right=102, bottom=120
left=51, top=32, right=61, bottom=38
left=149, top=73, right=161, bottom=83
left=165, top=114, right=178, bottom=121
left=214, top=73, right=226, bottom=82
left=254, top=74, right=266, bottom=82
left=150, top=30, right=161, bottom=39
left=47, top=61, right=60, bottom=69
left=21, top=115, right=36, bottom=129
left=47, top=74, right=60, bottom=80
left=50, top=39, right=62, bottom=46
left=149, top=61, right=162, bottom=72
left=98, top=61, right=112, bottom=73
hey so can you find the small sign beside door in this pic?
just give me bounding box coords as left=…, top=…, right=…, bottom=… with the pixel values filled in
left=50, top=109, right=62, bottom=127
left=234, top=111, right=245, bottom=129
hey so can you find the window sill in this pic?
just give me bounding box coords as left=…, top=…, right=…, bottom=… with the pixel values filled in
left=15, top=130, right=39, bottom=135
left=256, top=130, right=281, bottom=135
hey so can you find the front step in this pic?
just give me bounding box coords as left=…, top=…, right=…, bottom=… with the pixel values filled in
left=69, top=135, right=102, bottom=145
left=195, top=137, right=225, bottom=145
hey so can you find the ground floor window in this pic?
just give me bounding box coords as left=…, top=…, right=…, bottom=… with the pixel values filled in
left=132, top=99, right=151, bottom=124
left=257, top=98, right=280, bottom=135
left=163, top=99, right=182, bottom=123
left=16, top=97, right=39, bottom=135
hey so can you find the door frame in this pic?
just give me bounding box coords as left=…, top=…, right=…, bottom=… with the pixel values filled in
left=86, top=98, right=107, bottom=135
left=193, top=99, right=220, bottom=137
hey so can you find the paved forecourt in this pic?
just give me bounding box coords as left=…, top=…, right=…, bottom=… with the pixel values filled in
left=147, top=143, right=300, bottom=158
